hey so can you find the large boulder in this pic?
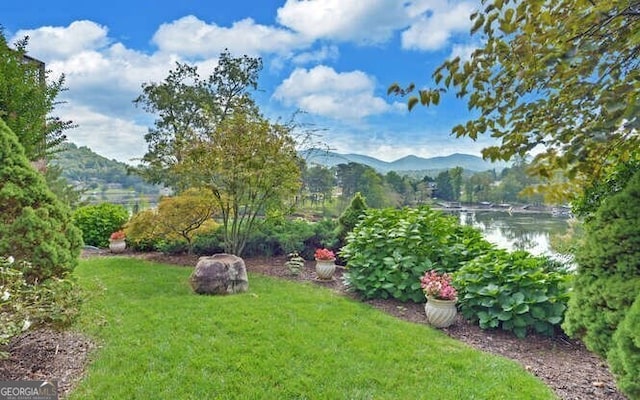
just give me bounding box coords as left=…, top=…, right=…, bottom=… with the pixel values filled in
left=190, top=254, right=249, bottom=295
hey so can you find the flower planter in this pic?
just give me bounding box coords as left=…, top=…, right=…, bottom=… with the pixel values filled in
left=109, top=239, right=126, bottom=253
left=315, top=259, right=336, bottom=280
left=424, top=297, right=457, bottom=328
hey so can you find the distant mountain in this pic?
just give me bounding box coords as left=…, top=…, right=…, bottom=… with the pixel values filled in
left=300, top=149, right=507, bottom=174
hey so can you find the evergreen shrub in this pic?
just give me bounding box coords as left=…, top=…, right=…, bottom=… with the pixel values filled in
left=563, top=170, right=640, bottom=356
left=335, top=192, right=367, bottom=248
left=0, top=120, right=82, bottom=282
left=608, top=293, right=640, bottom=400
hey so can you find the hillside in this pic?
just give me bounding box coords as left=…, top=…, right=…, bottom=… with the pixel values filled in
left=300, top=149, right=507, bottom=174
left=50, top=143, right=163, bottom=204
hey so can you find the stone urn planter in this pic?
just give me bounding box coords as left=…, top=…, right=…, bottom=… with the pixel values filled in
left=108, top=239, right=126, bottom=253
left=314, top=248, right=336, bottom=280
left=314, top=259, right=336, bottom=280
left=424, top=297, right=457, bottom=328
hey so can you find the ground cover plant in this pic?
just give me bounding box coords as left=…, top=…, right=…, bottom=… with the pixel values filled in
left=454, top=249, right=571, bottom=338
left=69, top=257, right=555, bottom=399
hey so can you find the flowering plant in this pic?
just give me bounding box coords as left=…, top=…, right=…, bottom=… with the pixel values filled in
left=110, top=230, right=126, bottom=240
left=420, top=270, right=457, bottom=301
left=314, top=248, right=335, bottom=261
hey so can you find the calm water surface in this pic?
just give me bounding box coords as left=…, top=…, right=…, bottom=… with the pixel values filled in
left=456, top=210, right=571, bottom=258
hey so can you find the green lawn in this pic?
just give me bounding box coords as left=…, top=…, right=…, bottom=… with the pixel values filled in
left=70, top=257, right=557, bottom=399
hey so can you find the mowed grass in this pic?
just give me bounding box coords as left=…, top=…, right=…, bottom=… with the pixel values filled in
left=70, top=257, right=557, bottom=399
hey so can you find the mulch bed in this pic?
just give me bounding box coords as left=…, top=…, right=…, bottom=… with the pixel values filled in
left=0, top=250, right=627, bottom=399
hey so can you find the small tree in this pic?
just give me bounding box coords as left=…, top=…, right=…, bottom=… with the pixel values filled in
left=181, top=111, right=301, bottom=255
left=154, top=188, right=218, bottom=252
left=563, top=170, right=640, bottom=357
left=0, top=119, right=82, bottom=282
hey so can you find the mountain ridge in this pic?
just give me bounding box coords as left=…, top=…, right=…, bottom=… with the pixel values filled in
left=300, top=149, right=507, bottom=173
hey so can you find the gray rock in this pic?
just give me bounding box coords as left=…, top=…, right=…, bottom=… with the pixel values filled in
left=190, top=254, right=249, bottom=295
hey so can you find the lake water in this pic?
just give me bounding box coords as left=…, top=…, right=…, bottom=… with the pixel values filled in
left=454, top=210, right=571, bottom=258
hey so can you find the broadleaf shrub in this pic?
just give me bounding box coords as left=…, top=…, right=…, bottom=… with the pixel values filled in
left=0, top=120, right=82, bottom=282
left=73, top=203, right=129, bottom=248
left=454, top=249, right=571, bottom=338
left=125, top=190, right=219, bottom=253
left=563, top=170, right=640, bottom=357
left=340, top=206, right=493, bottom=303
left=608, top=293, right=640, bottom=400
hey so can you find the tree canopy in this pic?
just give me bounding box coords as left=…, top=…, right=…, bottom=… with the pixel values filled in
left=135, top=51, right=301, bottom=255
left=391, top=0, right=640, bottom=200
left=134, top=50, right=262, bottom=189
left=0, top=28, right=73, bottom=161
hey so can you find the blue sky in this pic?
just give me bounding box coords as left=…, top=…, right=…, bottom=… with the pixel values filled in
left=1, top=0, right=494, bottom=164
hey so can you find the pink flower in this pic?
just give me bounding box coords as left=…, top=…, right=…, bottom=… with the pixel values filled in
left=420, top=270, right=457, bottom=301
left=314, top=248, right=335, bottom=261
left=110, top=230, right=126, bottom=240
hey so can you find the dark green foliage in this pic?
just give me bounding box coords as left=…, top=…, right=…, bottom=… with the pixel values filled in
left=340, top=206, right=493, bottom=303
left=192, top=230, right=226, bottom=256
left=608, top=293, right=640, bottom=400
left=0, top=120, right=82, bottom=282
left=0, top=31, right=73, bottom=161
left=336, top=192, right=368, bottom=248
left=73, top=203, right=129, bottom=248
left=573, top=159, right=640, bottom=221
left=563, top=171, right=640, bottom=357
left=157, top=239, right=190, bottom=256
left=242, top=217, right=315, bottom=258
left=454, top=250, right=571, bottom=338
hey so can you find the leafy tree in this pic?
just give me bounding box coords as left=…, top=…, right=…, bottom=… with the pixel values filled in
left=449, top=167, right=463, bottom=202
left=435, top=170, right=455, bottom=201
left=135, top=50, right=300, bottom=256
left=0, top=28, right=73, bottom=161
left=181, top=111, right=302, bottom=255
left=303, top=165, right=335, bottom=205
left=391, top=0, right=640, bottom=199
left=335, top=162, right=389, bottom=208
left=134, top=51, right=262, bottom=190
left=563, top=170, right=640, bottom=357
left=0, top=119, right=82, bottom=282
left=573, top=157, right=640, bottom=220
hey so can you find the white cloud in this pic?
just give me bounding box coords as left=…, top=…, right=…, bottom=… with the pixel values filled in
left=14, top=20, right=110, bottom=59
left=291, top=45, right=339, bottom=65
left=152, top=15, right=308, bottom=57
left=276, top=0, right=410, bottom=44
left=273, top=66, right=392, bottom=120
left=58, top=104, right=148, bottom=163
left=402, top=1, right=476, bottom=50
